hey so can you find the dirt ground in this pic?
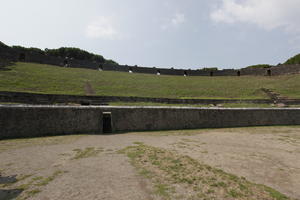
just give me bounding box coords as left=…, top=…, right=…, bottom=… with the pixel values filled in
left=0, top=126, right=299, bottom=200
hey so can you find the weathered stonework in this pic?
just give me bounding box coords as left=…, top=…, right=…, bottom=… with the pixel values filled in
left=1, top=105, right=300, bottom=139
left=0, top=46, right=299, bottom=76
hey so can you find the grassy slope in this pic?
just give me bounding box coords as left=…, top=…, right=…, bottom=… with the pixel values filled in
left=1, top=62, right=300, bottom=99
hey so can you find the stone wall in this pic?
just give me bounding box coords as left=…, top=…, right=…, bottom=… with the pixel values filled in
left=0, top=91, right=278, bottom=105
left=1, top=47, right=300, bottom=76
left=1, top=105, right=300, bottom=139
left=0, top=106, right=102, bottom=139
left=101, top=106, right=300, bottom=132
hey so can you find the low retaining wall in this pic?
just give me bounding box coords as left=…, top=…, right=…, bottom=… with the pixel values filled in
left=1, top=105, right=300, bottom=139
left=102, top=107, right=300, bottom=132
left=2, top=91, right=300, bottom=105
left=0, top=106, right=102, bottom=139
left=0, top=91, right=277, bottom=105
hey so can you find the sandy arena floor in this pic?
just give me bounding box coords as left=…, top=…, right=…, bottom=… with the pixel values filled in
left=0, top=126, right=299, bottom=200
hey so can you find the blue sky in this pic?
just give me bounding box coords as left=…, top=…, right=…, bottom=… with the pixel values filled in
left=1, top=0, right=299, bottom=69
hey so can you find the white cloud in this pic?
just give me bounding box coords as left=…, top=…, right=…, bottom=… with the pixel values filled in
left=171, top=13, right=185, bottom=26
left=210, top=0, right=300, bottom=33
left=85, top=16, right=120, bottom=40
left=161, top=13, right=186, bottom=30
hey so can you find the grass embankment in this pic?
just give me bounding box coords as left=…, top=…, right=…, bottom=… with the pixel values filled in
left=1, top=62, right=300, bottom=99
left=120, top=143, right=292, bottom=200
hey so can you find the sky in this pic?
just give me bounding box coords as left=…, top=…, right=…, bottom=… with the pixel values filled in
left=0, top=0, right=300, bottom=69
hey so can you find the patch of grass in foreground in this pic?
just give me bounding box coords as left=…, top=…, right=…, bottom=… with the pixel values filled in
left=72, top=147, right=104, bottom=160
left=120, top=144, right=292, bottom=200
left=2, top=62, right=300, bottom=99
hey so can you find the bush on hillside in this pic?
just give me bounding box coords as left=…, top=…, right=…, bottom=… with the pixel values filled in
left=0, top=40, right=119, bottom=64
left=284, top=54, right=300, bottom=65
left=0, top=41, right=9, bottom=48
left=104, top=59, right=118, bottom=65
left=45, top=47, right=106, bottom=63
left=12, top=46, right=45, bottom=55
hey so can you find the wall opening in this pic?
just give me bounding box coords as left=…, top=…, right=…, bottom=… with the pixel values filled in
left=237, top=71, right=241, bottom=76
left=103, top=112, right=112, bottom=133
left=210, top=71, right=214, bottom=76
left=19, top=53, right=25, bottom=61
left=63, top=59, right=68, bottom=67
left=267, top=69, right=271, bottom=76
left=184, top=71, right=187, bottom=76
left=98, top=64, right=103, bottom=71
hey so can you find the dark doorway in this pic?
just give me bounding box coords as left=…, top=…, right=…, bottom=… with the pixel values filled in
left=63, top=59, right=68, bottom=66
left=210, top=71, right=214, bottom=76
left=99, top=64, right=103, bottom=71
left=19, top=53, right=25, bottom=61
left=237, top=71, right=241, bottom=76
left=267, top=69, right=271, bottom=76
left=103, top=112, right=112, bottom=133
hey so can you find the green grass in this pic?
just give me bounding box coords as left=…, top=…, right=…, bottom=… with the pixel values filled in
left=1, top=62, right=300, bottom=99
left=35, top=170, right=65, bottom=186
left=71, top=147, right=103, bottom=160
left=120, top=144, right=292, bottom=200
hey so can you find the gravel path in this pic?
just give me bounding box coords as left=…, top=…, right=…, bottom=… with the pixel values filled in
left=0, top=126, right=299, bottom=200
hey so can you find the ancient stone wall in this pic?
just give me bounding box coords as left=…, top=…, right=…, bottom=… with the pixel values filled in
left=0, top=47, right=300, bottom=76
left=0, top=105, right=102, bottom=139
left=1, top=105, right=300, bottom=139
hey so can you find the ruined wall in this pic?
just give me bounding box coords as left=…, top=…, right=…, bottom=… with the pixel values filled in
left=269, top=64, right=300, bottom=75
left=0, top=106, right=102, bottom=139
left=1, top=105, right=300, bottom=139
left=0, top=47, right=300, bottom=76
